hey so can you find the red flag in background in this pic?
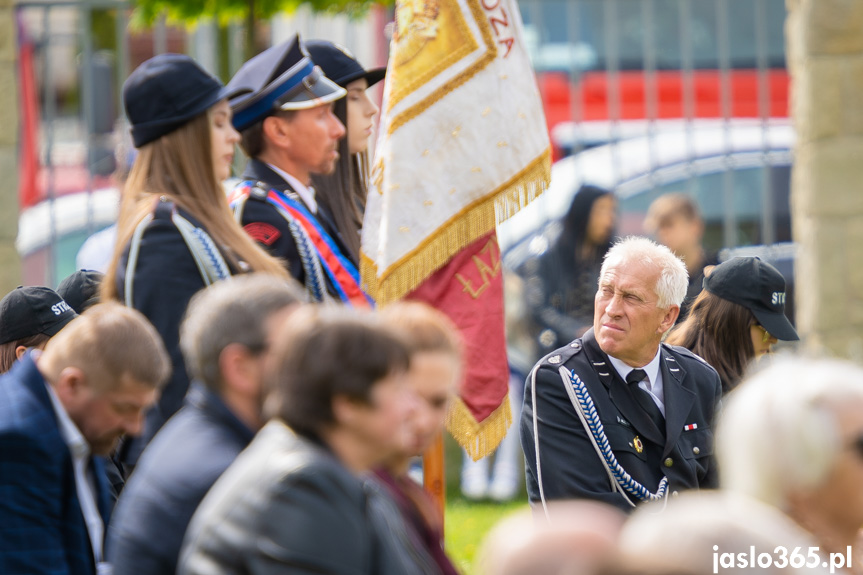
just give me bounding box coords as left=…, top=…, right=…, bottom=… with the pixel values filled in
left=361, top=0, right=550, bottom=460
left=18, top=25, right=42, bottom=209
left=407, top=231, right=508, bottom=457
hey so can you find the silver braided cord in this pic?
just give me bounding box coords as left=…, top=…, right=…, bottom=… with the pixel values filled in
left=559, top=367, right=669, bottom=503
left=173, top=213, right=231, bottom=285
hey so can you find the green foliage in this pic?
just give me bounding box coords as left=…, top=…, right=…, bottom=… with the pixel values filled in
left=129, top=0, right=392, bottom=29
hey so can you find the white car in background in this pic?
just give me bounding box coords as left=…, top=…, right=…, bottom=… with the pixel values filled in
left=498, top=119, right=796, bottom=320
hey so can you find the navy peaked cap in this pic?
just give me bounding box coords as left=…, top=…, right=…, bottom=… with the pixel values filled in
left=305, top=40, right=386, bottom=88
left=226, top=34, right=346, bottom=132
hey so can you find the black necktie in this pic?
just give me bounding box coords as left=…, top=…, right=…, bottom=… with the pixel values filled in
left=626, top=369, right=666, bottom=433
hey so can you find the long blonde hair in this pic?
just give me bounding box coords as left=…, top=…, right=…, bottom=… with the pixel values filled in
left=103, top=108, right=289, bottom=300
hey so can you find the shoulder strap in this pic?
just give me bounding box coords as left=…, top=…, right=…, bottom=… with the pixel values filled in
left=233, top=181, right=372, bottom=307
left=530, top=344, right=669, bottom=518
left=124, top=204, right=230, bottom=308
left=172, top=211, right=231, bottom=286
left=232, top=182, right=331, bottom=303
left=124, top=214, right=153, bottom=307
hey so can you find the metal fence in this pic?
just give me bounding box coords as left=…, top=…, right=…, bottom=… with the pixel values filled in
left=510, top=0, right=790, bottom=254
left=15, top=0, right=789, bottom=288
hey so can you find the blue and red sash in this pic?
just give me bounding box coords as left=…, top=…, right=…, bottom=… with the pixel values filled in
left=232, top=182, right=373, bottom=308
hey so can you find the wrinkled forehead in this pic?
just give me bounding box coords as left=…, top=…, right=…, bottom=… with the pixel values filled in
left=599, top=258, right=660, bottom=295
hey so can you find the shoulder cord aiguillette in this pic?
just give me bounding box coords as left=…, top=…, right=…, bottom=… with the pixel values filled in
left=124, top=210, right=230, bottom=308
left=530, top=360, right=668, bottom=520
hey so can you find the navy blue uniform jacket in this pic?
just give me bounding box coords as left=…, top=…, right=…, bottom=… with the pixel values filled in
left=114, top=201, right=235, bottom=466
left=107, top=384, right=255, bottom=575
left=0, top=353, right=111, bottom=575
left=521, top=328, right=722, bottom=512
left=237, top=159, right=353, bottom=299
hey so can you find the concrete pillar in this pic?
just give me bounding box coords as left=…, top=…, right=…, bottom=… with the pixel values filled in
left=0, top=0, right=22, bottom=293
left=788, top=0, right=863, bottom=359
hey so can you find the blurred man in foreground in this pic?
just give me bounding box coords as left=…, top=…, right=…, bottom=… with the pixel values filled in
left=0, top=302, right=170, bottom=575
left=179, top=306, right=420, bottom=574
left=717, top=356, right=863, bottom=570
left=108, top=274, right=303, bottom=575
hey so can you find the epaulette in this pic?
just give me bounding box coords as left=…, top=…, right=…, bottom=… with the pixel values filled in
left=542, top=338, right=584, bottom=367
left=662, top=342, right=712, bottom=367
left=248, top=182, right=270, bottom=201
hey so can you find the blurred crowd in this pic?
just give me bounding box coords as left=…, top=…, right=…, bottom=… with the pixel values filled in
left=0, top=26, right=859, bottom=575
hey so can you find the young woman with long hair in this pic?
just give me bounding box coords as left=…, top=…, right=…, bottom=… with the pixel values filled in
left=103, top=54, right=290, bottom=467
left=665, top=256, right=798, bottom=393
left=522, top=184, right=617, bottom=357
left=307, top=40, right=385, bottom=264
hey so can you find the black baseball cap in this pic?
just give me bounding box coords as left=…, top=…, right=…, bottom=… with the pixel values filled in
left=305, top=40, right=387, bottom=88
left=703, top=256, right=799, bottom=341
left=124, top=53, right=231, bottom=148
left=57, top=269, right=104, bottom=314
left=0, top=286, right=79, bottom=345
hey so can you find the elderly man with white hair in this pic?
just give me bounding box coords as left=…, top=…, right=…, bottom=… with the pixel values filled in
left=521, top=236, right=722, bottom=514
left=717, top=356, right=863, bottom=566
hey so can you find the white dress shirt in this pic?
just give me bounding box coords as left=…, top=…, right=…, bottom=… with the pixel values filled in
left=44, top=383, right=109, bottom=572
left=266, top=163, right=318, bottom=214
left=607, top=348, right=665, bottom=416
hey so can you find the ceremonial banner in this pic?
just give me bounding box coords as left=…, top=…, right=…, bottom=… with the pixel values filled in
left=361, top=0, right=551, bottom=459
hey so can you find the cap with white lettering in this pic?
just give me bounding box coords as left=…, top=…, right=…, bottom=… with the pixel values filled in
left=703, top=256, right=799, bottom=342
left=0, top=286, right=79, bottom=345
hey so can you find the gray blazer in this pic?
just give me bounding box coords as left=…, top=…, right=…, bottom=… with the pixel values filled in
left=178, top=420, right=415, bottom=575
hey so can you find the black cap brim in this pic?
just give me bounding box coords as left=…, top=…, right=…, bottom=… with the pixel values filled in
left=336, top=67, right=387, bottom=88
left=751, top=308, right=799, bottom=342
left=43, top=312, right=78, bottom=338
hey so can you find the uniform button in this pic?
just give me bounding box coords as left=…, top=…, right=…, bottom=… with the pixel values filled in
left=672, top=490, right=679, bottom=497
left=664, top=458, right=674, bottom=468
left=692, top=446, right=700, bottom=455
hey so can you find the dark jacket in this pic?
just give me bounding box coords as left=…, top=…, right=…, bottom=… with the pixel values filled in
left=114, top=200, right=236, bottom=467
left=521, top=328, right=722, bottom=513
left=107, top=384, right=255, bottom=575
left=0, top=353, right=112, bottom=575
left=236, top=159, right=353, bottom=298
left=678, top=250, right=720, bottom=323
left=179, top=420, right=416, bottom=575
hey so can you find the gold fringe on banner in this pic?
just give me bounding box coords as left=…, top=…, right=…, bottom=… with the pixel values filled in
left=446, top=393, right=513, bottom=461
left=361, top=148, right=551, bottom=305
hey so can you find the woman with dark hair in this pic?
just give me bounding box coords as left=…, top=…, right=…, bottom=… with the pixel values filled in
left=0, top=286, right=77, bottom=374
left=102, top=54, right=290, bottom=467
left=306, top=40, right=385, bottom=264
left=665, top=256, right=799, bottom=393
left=522, top=184, right=617, bottom=356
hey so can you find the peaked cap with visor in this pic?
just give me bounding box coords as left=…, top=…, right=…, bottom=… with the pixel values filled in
left=227, top=34, right=347, bottom=132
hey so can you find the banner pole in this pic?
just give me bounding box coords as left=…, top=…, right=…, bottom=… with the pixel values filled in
left=423, top=431, right=446, bottom=534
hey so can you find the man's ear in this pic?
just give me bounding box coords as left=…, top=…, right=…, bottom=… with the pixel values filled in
left=262, top=115, right=291, bottom=148
left=218, top=343, right=260, bottom=398
left=15, top=345, right=28, bottom=360
left=658, top=305, right=680, bottom=335
left=53, top=366, right=89, bottom=406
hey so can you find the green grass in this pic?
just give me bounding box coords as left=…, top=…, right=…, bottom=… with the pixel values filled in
left=439, top=433, right=530, bottom=575
left=445, top=497, right=528, bottom=574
